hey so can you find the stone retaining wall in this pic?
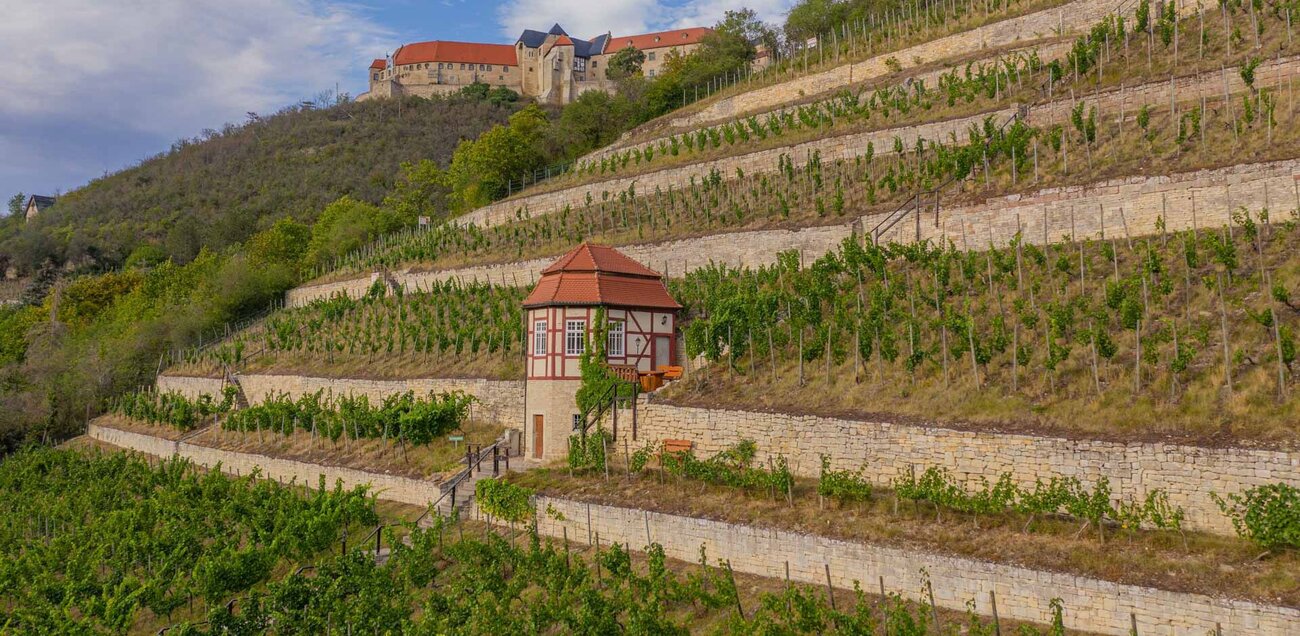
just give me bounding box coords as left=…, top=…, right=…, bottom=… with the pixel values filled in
left=627, top=401, right=1300, bottom=536
left=667, top=0, right=1129, bottom=130
left=585, top=40, right=1074, bottom=165
left=456, top=49, right=1293, bottom=232
left=534, top=496, right=1300, bottom=635
left=288, top=156, right=1300, bottom=306
left=85, top=421, right=1300, bottom=633
left=232, top=373, right=524, bottom=428
left=874, top=157, right=1300, bottom=247
left=155, top=375, right=226, bottom=399
left=86, top=423, right=442, bottom=506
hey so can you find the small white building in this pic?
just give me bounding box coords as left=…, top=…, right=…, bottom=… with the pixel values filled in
left=522, top=243, right=680, bottom=460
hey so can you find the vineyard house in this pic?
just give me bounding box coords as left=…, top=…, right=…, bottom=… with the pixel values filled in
left=522, top=243, right=680, bottom=460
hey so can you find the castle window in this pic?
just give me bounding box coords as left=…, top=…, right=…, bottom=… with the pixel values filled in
left=648, top=69, right=656, bottom=77
left=607, top=321, right=625, bottom=358
left=533, top=320, right=547, bottom=355
left=565, top=320, right=585, bottom=356
left=648, top=52, right=656, bottom=61
left=592, top=60, right=597, bottom=67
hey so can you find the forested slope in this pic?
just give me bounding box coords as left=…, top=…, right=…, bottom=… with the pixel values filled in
left=0, top=95, right=518, bottom=273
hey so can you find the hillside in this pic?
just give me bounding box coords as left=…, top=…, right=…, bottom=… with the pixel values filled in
left=12, top=0, right=1300, bottom=632
left=0, top=94, right=518, bottom=273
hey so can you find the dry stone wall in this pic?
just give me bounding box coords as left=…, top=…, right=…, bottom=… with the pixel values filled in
left=455, top=106, right=1018, bottom=229
left=457, top=48, right=1292, bottom=232
left=668, top=0, right=1127, bottom=130
left=288, top=156, right=1300, bottom=306
left=84, top=419, right=1300, bottom=633
left=585, top=40, right=1074, bottom=165
left=533, top=496, right=1300, bottom=635
left=232, top=373, right=524, bottom=427
left=874, top=157, right=1300, bottom=246
left=628, top=401, right=1300, bottom=536
left=86, top=423, right=442, bottom=507
left=155, top=375, right=225, bottom=400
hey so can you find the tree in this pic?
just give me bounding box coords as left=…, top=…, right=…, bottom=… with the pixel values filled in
left=245, top=217, right=311, bottom=270
left=7, top=193, right=24, bottom=218
left=304, top=196, right=405, bottom=268
left=607, top=46, right=646, bottom=80
left=784, top=0, right=842, bottom=44
left=445, top=105, right=549, bottom=210
left=383, top=159, right=450, bottom=222
left=554, top=91, right=638, bottom=156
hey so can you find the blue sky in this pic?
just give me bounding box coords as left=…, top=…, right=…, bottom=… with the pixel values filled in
left=0, top=0, right=793, bottom=210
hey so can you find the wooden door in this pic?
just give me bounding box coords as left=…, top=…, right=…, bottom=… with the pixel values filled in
left=532, top=414, right=544, bottom=459
left=654, top=336, right=671, bottom=369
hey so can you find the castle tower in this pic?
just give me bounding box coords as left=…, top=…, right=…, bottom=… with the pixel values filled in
left=522, top=243, right=681, bottom=460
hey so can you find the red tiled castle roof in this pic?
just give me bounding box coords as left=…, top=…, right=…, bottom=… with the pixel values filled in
left=610, top=27, right=711, bottom=52
left=369, top=58, right=387, bottom=70
left=525, top=243, right=681, bottom=309
left=393, top=41, right=517, bottom=67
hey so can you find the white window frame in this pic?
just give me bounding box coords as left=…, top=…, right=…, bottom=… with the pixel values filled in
left=565, top=320, right=586, bottom=356
left=533, top=320, right=547, bottom=356
left=607, top=320, right=625, bottom=358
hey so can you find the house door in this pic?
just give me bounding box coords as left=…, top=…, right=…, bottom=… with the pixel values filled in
left=654, top=336, right=671, bottom=369
left=532, top=414, right=544, bottom=459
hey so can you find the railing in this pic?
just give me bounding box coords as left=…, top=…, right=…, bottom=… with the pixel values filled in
left=421, top=435, right=513, bottom=520
left=573, top=377, right=639, bottom=442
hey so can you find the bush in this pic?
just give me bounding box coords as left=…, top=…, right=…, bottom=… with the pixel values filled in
left=475, top=478, right=534, bottom=523
left=1214, top=483, right=1300, bottom=550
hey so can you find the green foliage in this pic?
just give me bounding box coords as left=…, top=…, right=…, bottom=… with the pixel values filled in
left=607, top=46, right=647, bottom=80
left=0, top=447, right=377, bottom=632
left=111, top=387, right=236, bottom=430
left=576, top=308, right=637, bottom=418
left=245, top=217, right=311, bottom=271
left=304, top=196, right=408, bottom=269
left=0, top=95, right=514, bottom=273
left=381, top=159, right=450, bottom=223
left=893, top=465, right=1187, bottom=537
left=57, top=269, right=144, bottom=324
left=1214, top=483, right=1300, bottom=550
left=447, top=105, right=550, bottom=211
left=567, top=426, right=611, bottom=472
left=651, top=440, right=795, bottom=496
left=817, top=455, right=874, bottom=502
left=0, top=305, right=41, bottom=365
left=475, top=478, right=535, bottom=523
left=6, top=192, right=23, bottom=218
left=221, top=389, right=474, bottom=446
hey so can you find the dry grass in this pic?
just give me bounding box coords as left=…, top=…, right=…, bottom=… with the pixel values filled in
left=509, top=464, right=1300, bottom=608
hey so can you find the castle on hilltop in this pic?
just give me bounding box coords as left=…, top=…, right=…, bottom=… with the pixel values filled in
left=361, top=23, right=711, bottom=105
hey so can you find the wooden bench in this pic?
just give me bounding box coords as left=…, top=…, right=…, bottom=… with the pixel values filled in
left=658, top=365, right=684, bottom=380
left=662, top=439, right=693, bottom=457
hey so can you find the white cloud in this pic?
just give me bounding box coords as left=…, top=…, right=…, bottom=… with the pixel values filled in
left=495, top=0, right=660, bottom=40
left=0, top=0, right=394, bottom=199
left=494, top=0, right=794, bottom=42
left=665, top=0, right=794, bottom=30
left=0, top=0, right=393, bottom=137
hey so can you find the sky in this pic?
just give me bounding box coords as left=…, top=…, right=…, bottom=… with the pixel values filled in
left=0, top=0, right=794, bottom=210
